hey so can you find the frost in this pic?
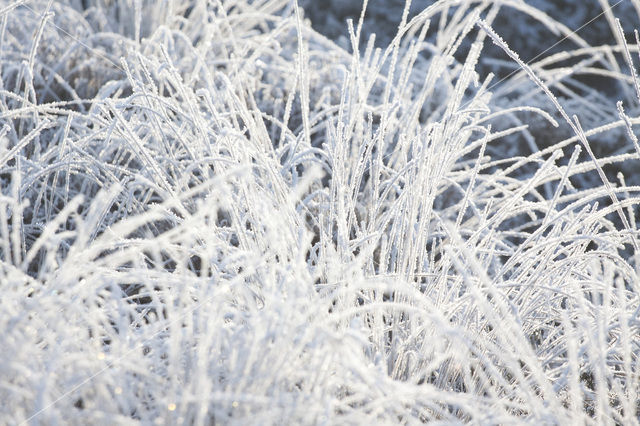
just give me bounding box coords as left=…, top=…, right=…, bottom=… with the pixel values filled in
left=0, top=1, right=639, bottom=425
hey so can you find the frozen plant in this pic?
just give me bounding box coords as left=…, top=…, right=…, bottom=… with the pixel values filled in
left=0, top=0, right=639, bottom=424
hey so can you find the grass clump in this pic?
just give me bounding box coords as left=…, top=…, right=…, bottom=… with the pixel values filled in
left=0, top=0, right=639, bottom=424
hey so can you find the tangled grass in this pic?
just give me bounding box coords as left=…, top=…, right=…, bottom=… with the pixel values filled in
left=1, top=0, right=639, bottom=424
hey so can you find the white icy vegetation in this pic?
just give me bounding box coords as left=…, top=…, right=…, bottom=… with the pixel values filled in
left=1, top=0, right=639, bottom=424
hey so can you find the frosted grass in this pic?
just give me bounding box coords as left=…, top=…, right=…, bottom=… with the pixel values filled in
left=0, top=0, right=639, bottom=424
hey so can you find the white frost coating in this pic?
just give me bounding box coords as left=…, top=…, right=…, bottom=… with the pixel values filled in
left=0, top=1, right=639, bottom=425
